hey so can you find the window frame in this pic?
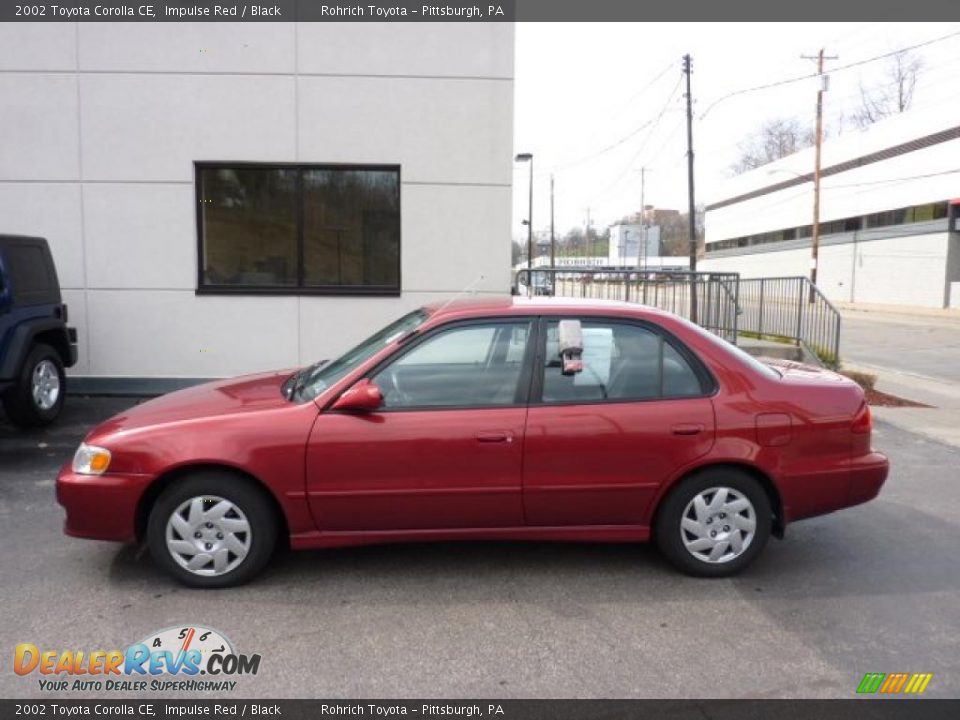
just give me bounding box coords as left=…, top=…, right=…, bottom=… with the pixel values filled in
left=354, top=317, right=540, bottom=413
left=194, top=160, right=402, bottom=297
left=529, top=316, right=717, bottom=407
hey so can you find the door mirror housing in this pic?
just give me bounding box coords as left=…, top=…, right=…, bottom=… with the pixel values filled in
left=557, top=319, right=584, bottom=375
left=332, top=379, right=384, bottom=412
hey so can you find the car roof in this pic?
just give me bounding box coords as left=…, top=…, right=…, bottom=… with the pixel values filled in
left=424, top=295, right=673, bottom=321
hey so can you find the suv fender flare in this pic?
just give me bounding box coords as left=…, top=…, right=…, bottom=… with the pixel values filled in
left=0, top=318, right=77, bottom=379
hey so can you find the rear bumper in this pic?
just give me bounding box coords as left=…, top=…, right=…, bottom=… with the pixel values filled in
left=56, top=465, right=151, bottom=542
left=846, top=451, right=889, bottom=508
left=781, top=451, right=889, bottom=523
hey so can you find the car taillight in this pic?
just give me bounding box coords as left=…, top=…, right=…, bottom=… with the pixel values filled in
left=851, top=402, right=872, bottom=434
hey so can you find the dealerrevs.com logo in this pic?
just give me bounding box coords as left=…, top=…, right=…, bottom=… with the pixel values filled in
left=14, top=625, right=261, bottom=693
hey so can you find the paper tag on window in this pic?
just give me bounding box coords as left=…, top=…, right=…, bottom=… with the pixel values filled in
left=574, top=328, right=614, bottom=386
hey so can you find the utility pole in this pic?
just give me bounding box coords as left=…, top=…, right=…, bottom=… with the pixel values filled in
left=802, top=48, right=837, bottom=303
left=584, top=207, right=592, bottom=262
left=682, top=54, right=697, bottom=321
left=637, top=167, right=648, bottom=272
left=550, top=173, right=556, bottom=269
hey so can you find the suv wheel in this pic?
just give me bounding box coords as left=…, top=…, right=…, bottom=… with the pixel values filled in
left=147, top=472, right=278, bottom=588
left=3, top=343, right=65, bottom=428
left=655, top=469, right=772, bottom=577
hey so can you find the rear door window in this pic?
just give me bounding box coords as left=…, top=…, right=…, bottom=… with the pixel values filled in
left=540, top=319, right=704, bottom=403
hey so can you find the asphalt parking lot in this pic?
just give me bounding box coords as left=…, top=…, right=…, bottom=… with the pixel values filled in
left=1, top=397, right=958, bottom=699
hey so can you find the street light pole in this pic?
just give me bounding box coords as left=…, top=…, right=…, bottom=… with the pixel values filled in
left=515, top=153, right=534, bottom=294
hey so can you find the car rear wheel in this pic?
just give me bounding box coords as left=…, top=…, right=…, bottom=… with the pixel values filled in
left=655, top=469, right=772, bottom=577
left=146, top=472, right=278, bottom=588
left=3, top=343, right=65, bottom=428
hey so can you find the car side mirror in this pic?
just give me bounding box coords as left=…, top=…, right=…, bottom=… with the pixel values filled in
left=557, top=319, right=584, bottom=375
left=332, top=379, right=384, bottom=412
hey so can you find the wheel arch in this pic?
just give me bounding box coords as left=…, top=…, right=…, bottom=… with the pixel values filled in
left=134, top=463, right=290, bottom=545
left=651, top=461, right=785, bottom=538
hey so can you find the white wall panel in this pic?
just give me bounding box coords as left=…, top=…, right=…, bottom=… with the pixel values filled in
left=297, top=22, right=513, bottom=78
left=85, top=290, right=299, bottom=377
left=78, top=22, right=295, bottom=73
left=0, top=75, right=79, bottom=180
left=297, top=75, right=512, bottom=185
left=82, top=183, right=197, bottom=290
left=0, top=183, right=84, bottom=288
left=79, top=74, right=296, bottom=181
left=401, top=184, right=511, bottom=293
left=0, top=23, right=76, bottom=71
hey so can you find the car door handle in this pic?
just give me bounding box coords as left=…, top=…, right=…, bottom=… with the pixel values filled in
left=671, top=423, right=704, bottom=436
left=476, top=431, right=513, bottom=443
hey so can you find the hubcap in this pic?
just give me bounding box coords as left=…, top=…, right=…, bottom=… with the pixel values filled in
left=165, top=496, right=251, bottom=577
left=680, top=487, right=756, bottom=564
left=32, top=360, right=60, bottom=411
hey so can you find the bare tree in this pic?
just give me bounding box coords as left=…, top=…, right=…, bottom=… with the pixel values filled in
left=731, top=117, right=816, bottom=174
left=853, top=50, right=923, bottom=128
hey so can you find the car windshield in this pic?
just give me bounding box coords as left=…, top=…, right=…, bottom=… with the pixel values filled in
left=293, top=308, right=431, bottom=401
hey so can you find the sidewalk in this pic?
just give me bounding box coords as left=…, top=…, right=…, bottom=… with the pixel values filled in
left=835, top=302, right=960, bottom=326
left=843, top=360, right=960, bottom=448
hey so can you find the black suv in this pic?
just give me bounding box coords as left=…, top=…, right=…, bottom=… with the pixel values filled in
left=0, top=235, right=78, bottom=427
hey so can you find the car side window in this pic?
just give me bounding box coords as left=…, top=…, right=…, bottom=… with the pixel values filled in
left=541, top=320, right=702, bottom=403
left=373, top=321, right=530, bottom=409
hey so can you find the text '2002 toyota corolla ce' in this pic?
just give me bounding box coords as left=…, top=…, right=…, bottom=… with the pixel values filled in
left=57, top=297, right=888, bottom=587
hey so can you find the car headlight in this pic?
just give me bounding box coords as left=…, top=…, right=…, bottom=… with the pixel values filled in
left=72, top=443, right=112, bottom=475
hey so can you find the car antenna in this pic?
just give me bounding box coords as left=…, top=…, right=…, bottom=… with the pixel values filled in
left=432, top=274, right=487, bottom=315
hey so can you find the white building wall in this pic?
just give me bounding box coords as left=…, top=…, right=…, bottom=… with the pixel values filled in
left=702, top=99, right=960, bottom=309
left=0, top=22, right=514, bottom=380
left=702, top=234, right=950, bottom=308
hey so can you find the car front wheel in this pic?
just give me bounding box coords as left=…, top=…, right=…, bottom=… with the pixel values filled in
left=655, top=469, right=772, bottom=577
left=147, top=472, right=278, bottom=588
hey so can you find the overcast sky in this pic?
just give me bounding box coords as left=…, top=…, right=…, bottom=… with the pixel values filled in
left=511, top=22, right=960, bottom=242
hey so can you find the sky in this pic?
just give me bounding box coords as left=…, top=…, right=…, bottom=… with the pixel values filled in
left=511, top=22, right=960, bottom=243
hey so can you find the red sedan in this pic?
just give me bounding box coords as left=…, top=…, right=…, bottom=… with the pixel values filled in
left=57, top=298, right=888, bottom=587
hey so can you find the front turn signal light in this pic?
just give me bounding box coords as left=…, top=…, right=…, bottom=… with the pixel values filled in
left=72, top=443, right=112, bottom=475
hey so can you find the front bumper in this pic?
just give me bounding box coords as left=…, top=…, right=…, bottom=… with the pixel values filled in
left=56, top=465, right=151, bottom=542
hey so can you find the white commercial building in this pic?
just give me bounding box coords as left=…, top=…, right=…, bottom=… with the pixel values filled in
left=607, top=223, right=661, bottom=267
left=701, top=101, right=960, bottom=309
left=0, top=22, right=514, bottom=390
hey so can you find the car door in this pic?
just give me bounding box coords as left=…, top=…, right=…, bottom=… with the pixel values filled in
left=306, top=318, right=535, bottom=531
left=522, top=317, right=716, bottom=527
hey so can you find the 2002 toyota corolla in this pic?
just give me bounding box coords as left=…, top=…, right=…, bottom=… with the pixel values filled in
left=57, top=297, right=889, bottom=587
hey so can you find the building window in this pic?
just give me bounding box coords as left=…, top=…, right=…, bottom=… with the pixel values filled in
left=196, top=163, right=400, bottom=295
left=707, top=200, right=949, bottom=254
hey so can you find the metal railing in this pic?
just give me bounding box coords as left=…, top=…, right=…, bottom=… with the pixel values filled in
left=515, top=268, right=842, bottom=368
left=515, top=268, right=741, bottom=343
left=736, top=276, right=841, bottom=368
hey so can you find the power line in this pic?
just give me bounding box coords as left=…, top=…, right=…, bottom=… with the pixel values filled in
left=544, top=72, right=683, bottom=173
left=699, top=28, right=960, bottom=120
left=587, top=74, right=684, bottom=203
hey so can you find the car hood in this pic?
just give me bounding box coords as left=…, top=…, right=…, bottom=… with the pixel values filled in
left=89, top=369, right=296, bottom=437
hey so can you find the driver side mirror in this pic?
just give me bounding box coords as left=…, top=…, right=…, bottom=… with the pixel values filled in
left=332, top=378, right=384, bottom=412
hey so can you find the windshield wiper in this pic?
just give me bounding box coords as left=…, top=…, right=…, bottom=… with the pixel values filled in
left=284, top=360, right=328, bottom=401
